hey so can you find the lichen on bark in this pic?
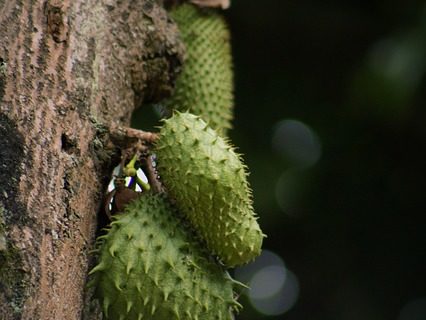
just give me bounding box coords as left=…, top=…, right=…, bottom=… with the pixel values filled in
left=0, top=114, right=31, bottom=320
left=0, top=207, right=29, bottom=320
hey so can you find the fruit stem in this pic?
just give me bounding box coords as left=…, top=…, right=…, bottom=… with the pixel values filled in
left=123, top=154, right=151, bottom=192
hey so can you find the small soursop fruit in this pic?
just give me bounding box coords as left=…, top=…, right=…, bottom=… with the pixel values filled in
left=90, top=193, right=241, bottom=320
left=155, top=112, right=264, bottom=267
left=166, top=3, right=234, bottom=136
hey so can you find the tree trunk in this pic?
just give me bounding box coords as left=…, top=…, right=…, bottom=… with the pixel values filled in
left=0, top=0, right=183, bottom=319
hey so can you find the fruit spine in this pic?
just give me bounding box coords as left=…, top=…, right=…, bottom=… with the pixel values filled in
left=90, top=193, right=241, bottom=320
left=166, top=3, right=234, bottom=136
left=155, top=112, right=264, bottom=267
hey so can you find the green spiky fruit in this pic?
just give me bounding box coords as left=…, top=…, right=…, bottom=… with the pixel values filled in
left=155, top=112, right=264, bottom=267
left=90, top=194, right=241, bottom=320
left=166, top=3, right=234, bottom=136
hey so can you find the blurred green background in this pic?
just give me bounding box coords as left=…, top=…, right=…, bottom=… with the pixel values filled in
left=133, top=1, right=426, bottom=319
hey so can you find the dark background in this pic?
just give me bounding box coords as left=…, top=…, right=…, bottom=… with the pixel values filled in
left=134, top=1, right=426, bottom=319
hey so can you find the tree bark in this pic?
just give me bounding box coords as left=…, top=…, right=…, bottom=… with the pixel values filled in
left=0, top=0, right=183, bottom=319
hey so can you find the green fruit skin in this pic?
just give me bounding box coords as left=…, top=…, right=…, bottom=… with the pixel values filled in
left=90, top=194, right=240, bottom=320
left=167, top=3, right=234, bottom=136
left=155, top=112, right=264, bottom=267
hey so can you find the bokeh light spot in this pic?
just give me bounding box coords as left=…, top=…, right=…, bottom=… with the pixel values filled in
left=235, top=250, right=300, bottom=316
left=235, top=250, right=285, bottom=283
left=398, top=297, right=426, bottom=320
left=250, top=269, right=300, bottom=316
left=249, top=265, right=287, bottom=299
left=272, top=119, right=321, bottom=167
left=369, top=38, right=425, bottom=88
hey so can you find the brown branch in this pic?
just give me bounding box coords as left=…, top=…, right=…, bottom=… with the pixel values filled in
left=164, top=0, right=230, bottom=9
left=142, top=154, right=166, bottom=194
left=112, top=131, right=165, bottom=195
left=109, top=125, right=159, bottom=151
left=190, top=0, right=230, bottom=9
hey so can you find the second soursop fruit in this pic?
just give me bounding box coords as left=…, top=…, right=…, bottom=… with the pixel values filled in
left=89, top=193, right=241, bottom=319
left=167, top=3, right=234, bottom=135
left=155, top=112, right=264, bottom=267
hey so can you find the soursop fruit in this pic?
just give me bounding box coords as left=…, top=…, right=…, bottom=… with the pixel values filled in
left=166, top=3, right=234, bottom=136
left=155, top=112, right=264, bottom=267
left=90, top=193, right=241, bottom=320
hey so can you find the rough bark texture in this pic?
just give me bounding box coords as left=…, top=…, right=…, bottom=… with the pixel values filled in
left=0, top=0, right=184, bottom=319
